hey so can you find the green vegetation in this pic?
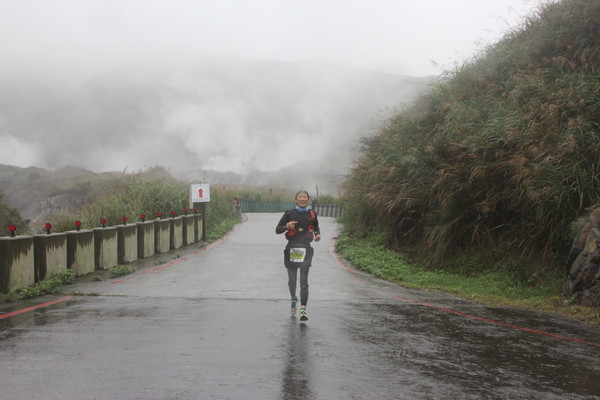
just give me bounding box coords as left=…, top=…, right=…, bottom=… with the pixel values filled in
left=79, top=175, right=189, bottom=228
left=203, top=185, right=244, bottom=241
left=42, top=173, right=241, bottom=243
left=0, top=191, right=28, bottom=236
left=109, top=265, right=135, bottom=278
left=4, top=269, right=75, bottom=300
left=336, top=231, right=600, bottom=326
left=342, top=0, right=600, bottom=281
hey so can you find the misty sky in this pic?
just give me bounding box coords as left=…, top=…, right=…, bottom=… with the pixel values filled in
left=1, top=0, right=549, bottom=79
left=0, top=0, right=554, bottom=174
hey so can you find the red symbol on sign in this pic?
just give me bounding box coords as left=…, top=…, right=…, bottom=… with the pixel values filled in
left=198, top=188, right=204, bottom=198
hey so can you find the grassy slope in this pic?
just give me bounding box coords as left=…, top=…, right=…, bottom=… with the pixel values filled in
left=339, top=0, right=600, bottom=319
left=342, top=0, right=600, bottom=272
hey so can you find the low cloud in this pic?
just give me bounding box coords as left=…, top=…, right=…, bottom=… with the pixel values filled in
left=0, top=133, right=44, bottom=169
left=0, top=57, right=433, bottom=177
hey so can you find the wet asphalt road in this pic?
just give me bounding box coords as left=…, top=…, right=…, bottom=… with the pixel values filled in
left=1, top=213, right=600, bottom=400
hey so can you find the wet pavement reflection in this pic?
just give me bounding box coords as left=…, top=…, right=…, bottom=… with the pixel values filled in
left=280, top=320, right=315, bottom=399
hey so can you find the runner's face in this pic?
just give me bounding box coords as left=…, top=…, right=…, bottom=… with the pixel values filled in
left=295, top=193, right=309, bottom=208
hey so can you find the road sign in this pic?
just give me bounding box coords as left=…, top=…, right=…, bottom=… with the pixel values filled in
left=190, top=184, right=210, bottom=203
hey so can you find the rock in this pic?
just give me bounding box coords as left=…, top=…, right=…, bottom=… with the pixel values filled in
left=563, top=207, right=600, bottom=306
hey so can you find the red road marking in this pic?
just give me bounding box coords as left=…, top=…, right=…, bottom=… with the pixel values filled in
left=0, top=296, right=73, bottom=320
left=334, top=250, right=599, bottom=348
left=393, top=296, right=600, bottom=348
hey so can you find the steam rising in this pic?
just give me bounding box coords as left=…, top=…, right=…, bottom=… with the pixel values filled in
left=0, top=57, right=432, bottom=179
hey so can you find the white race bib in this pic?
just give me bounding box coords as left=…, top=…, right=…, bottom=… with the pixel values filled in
left=289, top=247, right=307, bottom=263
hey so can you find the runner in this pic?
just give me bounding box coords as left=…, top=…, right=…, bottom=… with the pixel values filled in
left=275, top=190, right=321, bottom=321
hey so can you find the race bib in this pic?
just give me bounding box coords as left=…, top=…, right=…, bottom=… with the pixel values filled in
left=289, top=247, right=307, bottom=263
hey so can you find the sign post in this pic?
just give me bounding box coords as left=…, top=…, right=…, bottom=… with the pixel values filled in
left=190, top=184, right=210, bottom=241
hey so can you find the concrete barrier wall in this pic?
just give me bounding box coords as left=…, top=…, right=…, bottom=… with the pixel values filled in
left=0, top=236, right=35, bottom=292
left=117, top=224, right=138, bottom=264
left=1, top=213, right=206, bottom=293
left=170, top=217, right=183, bottom=250
left=137, top=221, right=155, bottom=259
left=34, top=233, right=68, bottom=281
left=154, top=219, right=171, bottom=254
left=67, top=230, right=95, bottom=276
left=182, top=215, right=195, bottom=246
left=93, top=227, right=118, bottom=270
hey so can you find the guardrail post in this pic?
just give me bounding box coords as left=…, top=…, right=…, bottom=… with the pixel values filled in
left=117, top=224, right=138, bottom=264
left=93, top=227, right=118, bottom=270
left=136, top=221, right=155, bottom=259
left=0, top=236, right=35, bottom=293
left=66, top=230, right=95, bottom=276
left=34, top=233, right=68, bottom=281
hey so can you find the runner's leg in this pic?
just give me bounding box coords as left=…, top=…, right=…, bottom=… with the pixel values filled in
left=287, top=266, right=298, bottom=300
left=299, top=264, right=310, bottom=306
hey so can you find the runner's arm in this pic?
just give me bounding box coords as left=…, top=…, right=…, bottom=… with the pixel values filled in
left=275, top=213, right=290, bottom=234
left=313, top=213, right=321, bottom=241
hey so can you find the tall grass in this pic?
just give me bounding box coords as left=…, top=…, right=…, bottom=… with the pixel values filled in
left=342, top=0, right=600, bottom=274
left=80, top=177, right=188, bottom=227
left=46, top=173, right=241, bottom=240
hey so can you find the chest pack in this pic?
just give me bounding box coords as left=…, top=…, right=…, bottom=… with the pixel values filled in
left=285, top=209, right=316, bottom=241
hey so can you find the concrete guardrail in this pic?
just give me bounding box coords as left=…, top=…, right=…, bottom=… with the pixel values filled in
left=34, top=233, right=68, bottom=281
left=94, top=227, right=118, bottom=271
left=0, top=214, right=204, bottom=293
left=0, top=236, right=35, bottom=293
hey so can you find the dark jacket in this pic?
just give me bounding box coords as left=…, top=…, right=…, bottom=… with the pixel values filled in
left=276, top=208, right=320, bottom=267
left=276, top=208, right=320, bottom=248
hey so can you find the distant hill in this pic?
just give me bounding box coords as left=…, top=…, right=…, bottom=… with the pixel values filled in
left=0, top=161, right=340, bottom=226
left=0, top=164, right=174, bottom=223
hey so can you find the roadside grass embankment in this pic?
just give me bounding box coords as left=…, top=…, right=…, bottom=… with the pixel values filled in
left=335, top=232, right=600, bottom=327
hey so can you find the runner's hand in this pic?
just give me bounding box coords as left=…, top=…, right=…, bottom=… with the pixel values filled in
left=285, top=221, right=298, bottom=230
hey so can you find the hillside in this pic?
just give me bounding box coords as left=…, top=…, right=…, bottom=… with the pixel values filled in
left=0, top=164, right=174, bottom=224
left=342, top=0, right=600, bottom=272
left=0, top=160, right=341, bottom=228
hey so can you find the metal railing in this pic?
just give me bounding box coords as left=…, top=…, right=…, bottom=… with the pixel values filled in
left=239, top=199, right=343, bottom=218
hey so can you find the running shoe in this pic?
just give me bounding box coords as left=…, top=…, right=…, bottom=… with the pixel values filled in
left=300, top=307, right=308, bottom=321
left=291, top=299, right=297, bottom=316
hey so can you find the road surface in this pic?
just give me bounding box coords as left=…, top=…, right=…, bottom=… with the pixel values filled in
left=1, top=213, right=599, bottom=399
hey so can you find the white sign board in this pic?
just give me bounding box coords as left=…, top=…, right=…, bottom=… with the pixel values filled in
left=190, top=184, right=211, bottom=203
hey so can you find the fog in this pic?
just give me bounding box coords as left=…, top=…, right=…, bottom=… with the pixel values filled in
left=0, top=0, right=551, bottom=180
